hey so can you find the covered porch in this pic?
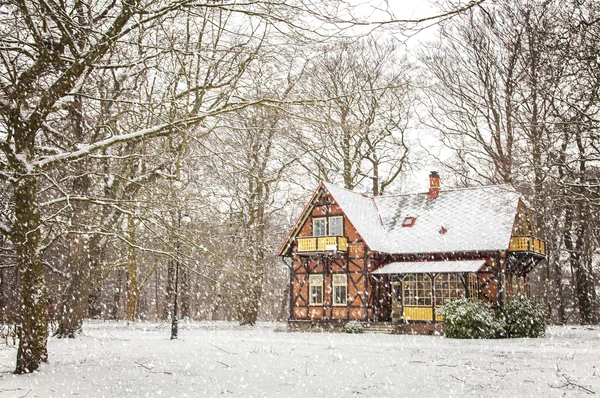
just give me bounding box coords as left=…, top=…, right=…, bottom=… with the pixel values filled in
left=371, top=260, right=485, bottom=322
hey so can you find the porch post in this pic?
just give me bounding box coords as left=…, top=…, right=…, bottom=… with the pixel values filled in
left=460, top=273, right=469, bottom=298
left=496, top=251, right=503, bottom=310
left=430, top=273, right=436, bottom=322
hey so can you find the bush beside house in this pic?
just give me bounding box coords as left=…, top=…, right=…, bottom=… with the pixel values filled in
left=439, top=295, right=548, bottom=339
left=502, top=294, right=548, bottom=338
left=438, top=298, right=503, bottom=339
left=343, top=320, right=364, bottom=334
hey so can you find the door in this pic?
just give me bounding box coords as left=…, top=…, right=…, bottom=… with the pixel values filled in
left=391, top=281, right=403, bottom=321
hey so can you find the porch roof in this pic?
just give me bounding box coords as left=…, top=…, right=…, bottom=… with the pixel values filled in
left=370, top=259, right=486, bottom=274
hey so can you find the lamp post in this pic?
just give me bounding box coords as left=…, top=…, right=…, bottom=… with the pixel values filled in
left=171, top=211, right=191, bottom=340
left=170, top=254, right=180, bottom=340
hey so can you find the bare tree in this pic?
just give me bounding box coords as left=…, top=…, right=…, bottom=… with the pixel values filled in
left=299, top=37, right=414, bottom=195
left=199, top=57, right=304, bottom=324
left=422, top=0, right=600, bottom=324
left=0, top=0, right=331, bottom=374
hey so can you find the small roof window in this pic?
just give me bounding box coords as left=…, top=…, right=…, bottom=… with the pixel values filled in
left=402, top=216, right=416, bottom=227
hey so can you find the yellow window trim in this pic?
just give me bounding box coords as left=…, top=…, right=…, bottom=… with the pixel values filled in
left=332, top=274, right=347, bottom=306
left=309, top=274, right=323, bottom=305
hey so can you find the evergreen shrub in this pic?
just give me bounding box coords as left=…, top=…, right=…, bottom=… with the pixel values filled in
left=502, top=294, right=548, bottom=338
left=343, top=320, right=364, bottom=334
left=438, top=298, right=505, bottom=339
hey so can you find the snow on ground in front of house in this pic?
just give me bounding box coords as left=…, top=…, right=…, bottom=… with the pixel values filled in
left=1, top=322, right=599, bottom=397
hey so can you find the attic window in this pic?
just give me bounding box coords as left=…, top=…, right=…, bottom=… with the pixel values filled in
left=402, top=216, right=416, bottom=227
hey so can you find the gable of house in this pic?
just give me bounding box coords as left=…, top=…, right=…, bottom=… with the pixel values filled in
left=277, top=182, right=374, bottom=257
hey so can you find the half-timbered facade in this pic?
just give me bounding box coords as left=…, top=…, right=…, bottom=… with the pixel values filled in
left=277, top=173, right=546, bottom=328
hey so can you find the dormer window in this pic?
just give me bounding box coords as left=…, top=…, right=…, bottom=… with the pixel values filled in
left=313, top=218, right=327, bottom=236
left=313, top=216, right=344, bottom=236
left=402, top=216, right=416, bottom=227
left=329, top=216, right=343, bottom=236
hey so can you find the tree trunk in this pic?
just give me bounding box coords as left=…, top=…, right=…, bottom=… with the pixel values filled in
left=112, top=270, right=122, bottom=320
left=564, top=207, right=594, bottom=324
left=13, top=175, right=48, bottom=374
left=237, top=267, right=263, bottom=325
left=164, top=259, right=174, bottom=321
left=54, top=235, right=91, bottom=338
left=125, top=215, right=138, bottom=322
left=342, top=129, right=353, bottom=189
left=236, top=228, right=266, bottom=325
left=211, top=279, right=222, bottom=321
left=180, top=267, right=190, bottom=319
left=277, top=271, right=290, bottom=322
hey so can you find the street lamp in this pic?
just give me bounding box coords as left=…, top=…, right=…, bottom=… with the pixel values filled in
left=171, top=211, right=191, bottom=340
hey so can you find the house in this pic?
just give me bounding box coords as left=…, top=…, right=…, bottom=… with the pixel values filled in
left=277, top=172, right=546, bottom=333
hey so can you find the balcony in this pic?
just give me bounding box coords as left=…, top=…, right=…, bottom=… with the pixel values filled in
left=508, top=236, right=546, bottom=256
left=297, top=236, right=348, bottom=254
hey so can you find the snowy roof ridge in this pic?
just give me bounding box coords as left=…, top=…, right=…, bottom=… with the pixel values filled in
left=322, top=181, right=393, bottom=252
left=370, top=183, right=515, bottom=199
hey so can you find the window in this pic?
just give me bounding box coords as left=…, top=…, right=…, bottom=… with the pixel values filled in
left=402, top=216, right=416, bottom=227
left=468, top=273, right=478, bottom=297
left=393, top=283, right=402, bottom=302
left=332, top=274, right=347, bottom=305
left=404, top=273, right=478, bottom=308
left=329, top=216, right=343, bottom=236
left=309, top=274, right=323, bottom=305
left=433, top=274, right=477, bottom=306
left=402, top=274, right=432, bottom=307
left=313, top=218, right=327, bottom=237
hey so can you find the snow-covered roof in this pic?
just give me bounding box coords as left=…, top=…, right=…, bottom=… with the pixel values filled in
left=322, top=182, right=393, bottom=252
left=324, top=183, right=520, bottom=255
left=371, top=260, right=486, bottom=274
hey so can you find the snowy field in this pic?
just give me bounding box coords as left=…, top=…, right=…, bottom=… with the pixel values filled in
left=0, top=321, right=599, bottom=397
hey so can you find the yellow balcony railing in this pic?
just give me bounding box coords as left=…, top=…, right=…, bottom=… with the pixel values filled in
left=297, top=236, right=348, bottom=253
left=509, top=236, right=546, bottom=256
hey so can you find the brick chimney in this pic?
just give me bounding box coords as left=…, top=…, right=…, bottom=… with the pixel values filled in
left=428, top=171, right=440, bottom=199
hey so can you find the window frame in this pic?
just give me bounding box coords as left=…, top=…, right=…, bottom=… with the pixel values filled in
left=434, top=274, right=471, bottom=307
left=402, top=216, right=416, bottom=227
left=332, top=274, right=348, bottom=306
left=468, top=273, right=478, bottom=298
left=402, top=274, right=432, bottom=307
left=328, top=216, right=344, bottom=236
left=309, top=274, right=323, bottom=305
left=312, top=217, right=327, bottom=237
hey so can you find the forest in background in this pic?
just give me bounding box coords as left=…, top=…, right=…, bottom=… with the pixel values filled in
left=0, top=0, right=598, bottom=374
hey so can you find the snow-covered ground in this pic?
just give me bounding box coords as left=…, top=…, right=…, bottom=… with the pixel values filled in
left=0, top=321, right=599, bottom=397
